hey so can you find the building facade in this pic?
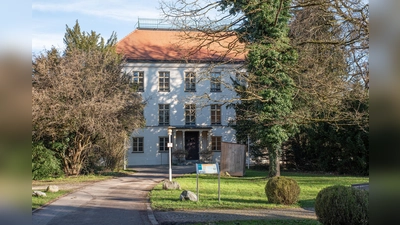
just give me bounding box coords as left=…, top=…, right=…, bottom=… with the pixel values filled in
left=116, top=27, right=245, bottom=166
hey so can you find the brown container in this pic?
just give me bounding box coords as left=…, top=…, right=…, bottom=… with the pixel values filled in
left=220, top=142, right=247, bottom=176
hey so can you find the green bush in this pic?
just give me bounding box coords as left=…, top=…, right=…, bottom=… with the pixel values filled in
left=32, top=142, right=63, bottom=180
left=265, top=176, right=301, bottom=205
left=315, top=185, right=369, bottom=225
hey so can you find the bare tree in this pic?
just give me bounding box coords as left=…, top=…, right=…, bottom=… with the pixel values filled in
left=160, top=0, right=368, bottom=129
left=159, top=0, right=369, bottom=177
left=289, top=0, right=369, bottom=129
left=32, top=48, right=144, bottom=175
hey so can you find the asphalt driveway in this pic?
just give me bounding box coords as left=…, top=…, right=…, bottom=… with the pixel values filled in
left=32, top=165, right=196, bottom=225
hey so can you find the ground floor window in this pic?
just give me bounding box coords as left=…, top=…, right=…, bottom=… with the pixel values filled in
left=132, top=137, right=144, bottom=152
left=159, top=136, right=168, bottom=152
left=212, top=136, right=222, bottom=151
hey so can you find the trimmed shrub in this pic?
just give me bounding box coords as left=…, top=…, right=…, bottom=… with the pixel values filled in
left=265, top=176, right=301, bottom=205
left=315, top=185, right=369, bottom=225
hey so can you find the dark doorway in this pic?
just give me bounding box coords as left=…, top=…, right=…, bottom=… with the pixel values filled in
left=185, top=132, right=199, bottom=160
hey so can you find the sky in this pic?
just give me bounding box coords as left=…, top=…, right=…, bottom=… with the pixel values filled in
left=32, top=0, right=163, bottom=55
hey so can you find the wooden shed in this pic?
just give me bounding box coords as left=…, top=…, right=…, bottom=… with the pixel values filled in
left=220, top=142, right=247, bottom=176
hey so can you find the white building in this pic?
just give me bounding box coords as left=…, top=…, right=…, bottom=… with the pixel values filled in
left=116, top=25, right=245, bottom=166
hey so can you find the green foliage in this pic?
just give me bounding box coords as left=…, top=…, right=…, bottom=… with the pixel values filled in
left=64, top=20, right=118, bottom=54
left=32, top=142, right=63, bottom=180
left=232, top=0, right=297, bottom=177
left=289, top=119, right=369, bottom=176
left=315, top=185, right=369, bottom=225
left=265, top=176, right=300, bottom=205
left=221, top=0, right=293, bottom=42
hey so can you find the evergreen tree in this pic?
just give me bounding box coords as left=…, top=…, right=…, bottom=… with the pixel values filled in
left=229, top=0, right=297, bottom=177
left=64, top=20, right=118, bottom=54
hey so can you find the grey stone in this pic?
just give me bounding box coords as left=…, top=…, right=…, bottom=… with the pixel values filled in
left=179, top=190, right=197, bottom=201
left=163, top=180, right=181, bottom=190
left=32, top=191, right=47, bottom=197
left=46, top=185, right=59, bottom=192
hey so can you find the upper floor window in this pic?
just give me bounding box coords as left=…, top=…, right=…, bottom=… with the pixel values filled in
left=159, top=71, right=170, bottom=92
left=132, top=137, right=144, bottom=152
left=211, top=104, right=221, bottom=125
left=185, top=104, right=196, bottom=125
left=159, top=136, right=168, bottom=152
left=212, top=136, right=222, bottom=151
left=158, top=104, right=170, bottom=126
left=130, top=71, right=144, bottom=92
left=210, top=72, right=221, bottom=92
left=185, top=72, right=196, bottom=92
left=235, top=72, right=248, bottom=87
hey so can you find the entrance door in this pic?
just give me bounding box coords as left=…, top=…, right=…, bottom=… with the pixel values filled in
left=185, top=132, right=199, bottom=160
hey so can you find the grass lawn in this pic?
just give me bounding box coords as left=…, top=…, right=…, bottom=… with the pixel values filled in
left=192, top=219, right=322, bottom=225
left=150, top=169, right=369, bottom=211
left=32, top=170, right=136, bottom=210
left=32, top=190, right=71, bottom=210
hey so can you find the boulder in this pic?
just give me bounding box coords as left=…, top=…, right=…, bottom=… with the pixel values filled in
left=162, top=180, right=181, bottom=190
left=179, top=190, right=197, bottom=201
left=32, top=191, right=47, bottom=197
left=46, top=185, right=59, bottom=192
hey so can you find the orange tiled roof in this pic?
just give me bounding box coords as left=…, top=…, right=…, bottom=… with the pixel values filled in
left=116, top=29, right=245, bottom=62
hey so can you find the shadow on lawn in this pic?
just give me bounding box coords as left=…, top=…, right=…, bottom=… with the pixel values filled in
left=298, top=199, right=316, bottom=209
left=219, top=197, right=275, bottom=206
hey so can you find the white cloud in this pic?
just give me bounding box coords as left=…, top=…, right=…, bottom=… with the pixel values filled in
left=32, top=0, right=162, bottom=54
left=32, top=0, right=161, bottom=22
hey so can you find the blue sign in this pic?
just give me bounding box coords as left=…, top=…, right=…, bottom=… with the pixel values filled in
left=196, top=163, right=219, bottom=174
left=195, top=163, right=221, bottom=202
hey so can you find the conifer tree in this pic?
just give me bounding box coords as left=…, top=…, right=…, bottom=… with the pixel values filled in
left=229, top=0, right=297, bottom=177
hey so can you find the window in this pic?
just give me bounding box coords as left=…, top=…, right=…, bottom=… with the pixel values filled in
left=132, top=137, right=144, bottom=152
left=211, top=104, right=221, bottom=125
left=212, top=136, right=222, bottom=151
left=184, top=72, right=196, bottom=92
left=130, top=71, right=144, bottom=92
left=158, top=104, right=170, bottom=126
left=185, top=104, right=196, bottom=125
left=159, top=137, right=168, bottom=152
left=210, top=72, right=221, bottom=92
left=235, top=72, right=247, bottom=87
left=159, top=71, right=170, bottom=92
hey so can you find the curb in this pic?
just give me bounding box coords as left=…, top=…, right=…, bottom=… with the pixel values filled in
left=146, top=201, right=159, bottom=225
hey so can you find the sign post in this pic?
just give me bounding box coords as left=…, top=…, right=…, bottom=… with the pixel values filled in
left=195, top=163, right=220, bottom=202
left=167, top=127, right=173, bottom=182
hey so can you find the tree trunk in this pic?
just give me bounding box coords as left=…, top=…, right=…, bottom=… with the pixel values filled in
left=268, top=146, right=281, bottom=177
left=62, top=134, right=90, bottom=176
left=275, top=151, right=281, bottom=177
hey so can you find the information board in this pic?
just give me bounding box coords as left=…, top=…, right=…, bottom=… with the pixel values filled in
left=195, top=163, right=220, bottom=202
left=196, top=163, right=219, bottom=174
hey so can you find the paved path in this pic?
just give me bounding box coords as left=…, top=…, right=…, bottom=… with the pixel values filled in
left=32, top=165, right=317, bottom=225
left=32, top=166, right=195, bottom=225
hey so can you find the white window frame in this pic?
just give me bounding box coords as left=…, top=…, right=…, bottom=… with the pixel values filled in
left=132, top=137, right=144, bottom=152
